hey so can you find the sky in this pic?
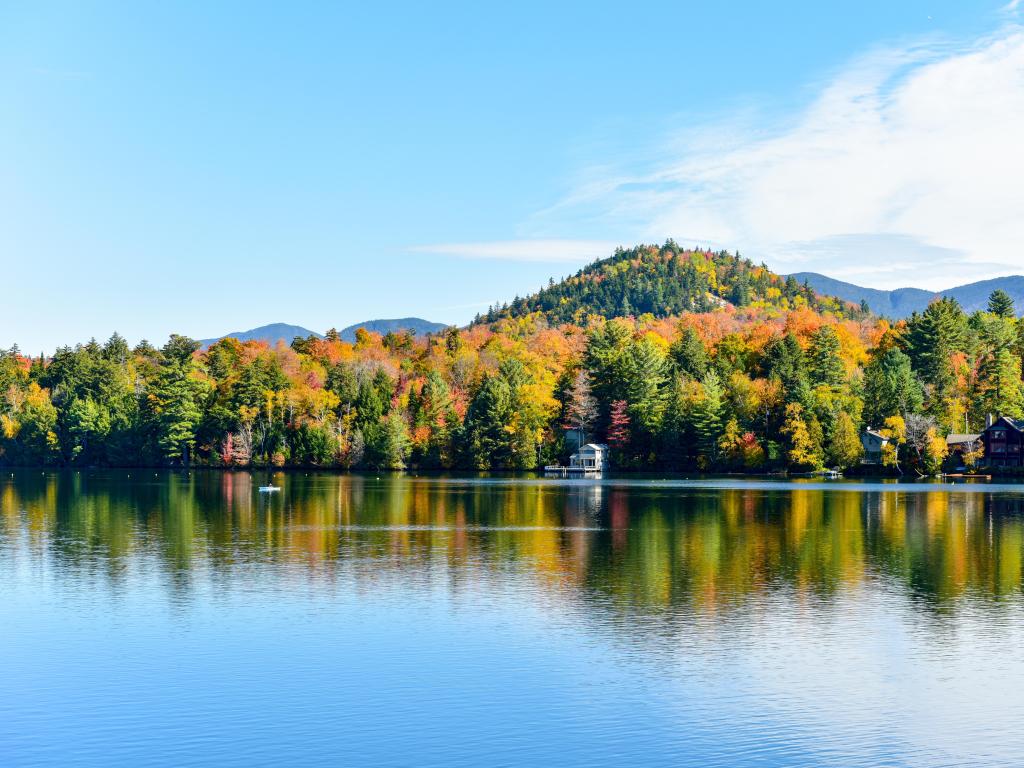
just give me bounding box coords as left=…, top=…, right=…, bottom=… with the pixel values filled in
left=3, top=0, right=1024, bottom=352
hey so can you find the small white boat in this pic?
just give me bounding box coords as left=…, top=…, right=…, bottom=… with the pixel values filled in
left=258, top=486, right=280, bottom=493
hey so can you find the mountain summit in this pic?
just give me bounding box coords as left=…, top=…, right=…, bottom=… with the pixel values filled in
left=200, top=323, right=320, bottom=348
left=477, top=243, right=861, bottom=325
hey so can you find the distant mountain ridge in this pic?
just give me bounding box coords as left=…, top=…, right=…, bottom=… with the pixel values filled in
left=337, top=318, right=447, bottom=342
left=200, top=318, right=447, bottom=348
left=200, top=323, right=321, bottom=348
left=790, top=273, right=1024, bottom=318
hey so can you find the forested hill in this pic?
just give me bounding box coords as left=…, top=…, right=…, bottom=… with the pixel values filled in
left=476, top=243, right=863, bottom=325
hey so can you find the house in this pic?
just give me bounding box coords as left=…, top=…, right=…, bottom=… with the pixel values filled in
left=570, top=444, right=609, bottom=473
left=980, top=417, right=1024, bottom=468
left=861, top=429, right=889, bottom=464
left=946, top=433, right=981, bottom=459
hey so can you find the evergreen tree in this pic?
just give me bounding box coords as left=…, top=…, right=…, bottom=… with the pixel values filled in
left=623, top=337, right=668, bottom=434
left=660, top=375, right=694, bottom=470
left=670, top=326, right=710, bottom=380
left=380, top=411, right=411, bottom=469
left=988, top=289, right=1016, bottom=319
left=862, top=348, right=924, bottom=426
left=763, top=333, right=810, bottom=405
left=692, top=370, right=724, bottom=467
left=904, top=298, right=969, bottom=410
left=150, top=345, right=207, bottom=465
left=462, top=375, right=513, bottom=469
left=974, top=312, right=1024, bottom=421
left=808, top=326, right=845, bottom=388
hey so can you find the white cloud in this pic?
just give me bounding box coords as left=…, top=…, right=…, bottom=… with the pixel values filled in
left=532, top=26, right=1024, bottom=290
left=411, top=239, right=621, bottom=263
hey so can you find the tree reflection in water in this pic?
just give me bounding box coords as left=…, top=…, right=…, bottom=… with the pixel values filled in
left=2, top=471, right=1024, bottom=614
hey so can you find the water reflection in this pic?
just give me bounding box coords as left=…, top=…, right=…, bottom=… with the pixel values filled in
left=3, top=471, right=1024, bottom=613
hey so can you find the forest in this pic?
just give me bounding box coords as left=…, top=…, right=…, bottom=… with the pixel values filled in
left=2, top=243, right=1022, bottom=474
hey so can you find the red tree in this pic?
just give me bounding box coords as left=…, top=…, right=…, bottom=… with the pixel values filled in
left=607, top=400, right=631, bottom=449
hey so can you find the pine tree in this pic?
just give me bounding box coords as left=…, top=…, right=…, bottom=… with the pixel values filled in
left=988, top=289, right=1016, bottom=319
left=380, top=411, right=411, bottom=469
left=904, top=298, right=968, bottom=409
left=463, top=375, right=513, bottom=469
left=692, top=370, right=724, bottom=467
left=862, top=348, right=924, bottom=426
left=624, top=337, right=668, bottom=433
left=764, top=333, right=810, bottom=405
left=670, top=326, right=710, bottom=380
left=808, top=326, right=845, bottom=388
left=149, top=335, right=206, bottom=466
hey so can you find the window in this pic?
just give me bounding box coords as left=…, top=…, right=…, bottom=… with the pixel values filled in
left=991, top=430, right=1007, bottom=440
left=993, top=443, right=1006, bottom=453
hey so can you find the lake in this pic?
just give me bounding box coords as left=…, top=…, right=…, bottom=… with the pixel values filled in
left=3, top=471, right=1024, bottom=767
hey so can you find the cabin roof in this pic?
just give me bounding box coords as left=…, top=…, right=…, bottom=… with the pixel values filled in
left=946, top=433, right=981, bottom=445
left=577, top=443, right=606, bottom=452
left=985, top=417, right=1024, bottom=433
left=864, top=429, right=888, bottom=440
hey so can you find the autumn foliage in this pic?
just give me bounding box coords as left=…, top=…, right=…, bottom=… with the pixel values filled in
left=1, top=246, right=1021, bottom=473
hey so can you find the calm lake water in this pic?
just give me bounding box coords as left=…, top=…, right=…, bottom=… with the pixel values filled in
left=3, top=471, right=1024, bottom=767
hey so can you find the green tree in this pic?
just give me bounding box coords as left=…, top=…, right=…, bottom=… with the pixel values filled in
left=988, top=289, right=1016, bottom=319
left=827, top=411, right=863, bottom=470
left=808, top=326, right=845, bottom=388
left=380, top=411, right=412, bottom=469
left=623, top=336, right=668, bottom=436
left=977, top=347, right=1024, bottom=418
left=763, top=333, right=810, bottom=405
left=670, top=326, right=710, bottom=380
left=462, top=375, right=513, bottom=469
left=150, top=336, right=207, bottom=465
left=691, top=370, right=724, bottom=467
left=904, top=297, right=969, bottom=416
left=862, top=348, right=924, bottom=426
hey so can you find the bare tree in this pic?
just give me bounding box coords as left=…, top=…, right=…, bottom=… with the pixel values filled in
left=565, top=370, right=598, bottom=447
left=904, top=413, right=939, bottom=476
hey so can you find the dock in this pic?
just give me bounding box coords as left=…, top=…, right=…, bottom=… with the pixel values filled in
left=544, top=465, right=603, bottom=478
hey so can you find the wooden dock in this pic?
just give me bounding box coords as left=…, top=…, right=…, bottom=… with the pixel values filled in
left=544, top=465, right=603, bottom=477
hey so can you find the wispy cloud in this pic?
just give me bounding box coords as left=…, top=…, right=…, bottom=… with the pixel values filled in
left=411, top=239, right=621, bottom=263
left=527, top=25, right=1024, bottom=290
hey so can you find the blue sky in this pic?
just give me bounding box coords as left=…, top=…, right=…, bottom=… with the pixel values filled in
left=3, top=1, right=1023, bottom=351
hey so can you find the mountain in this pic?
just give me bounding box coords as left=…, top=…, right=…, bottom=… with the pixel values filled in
left=201, top=318, right=448, bottom=348
left=337, top=317, right=447, bottom=342
left=789, top=273, right=1024, bottom=318
left=200, top=323, right=321, bottom=348
left=477, top=243, right=863, bottom=326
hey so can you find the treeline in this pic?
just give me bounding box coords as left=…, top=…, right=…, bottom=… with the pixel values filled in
left=1, top=247, right=1022, bottom=473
